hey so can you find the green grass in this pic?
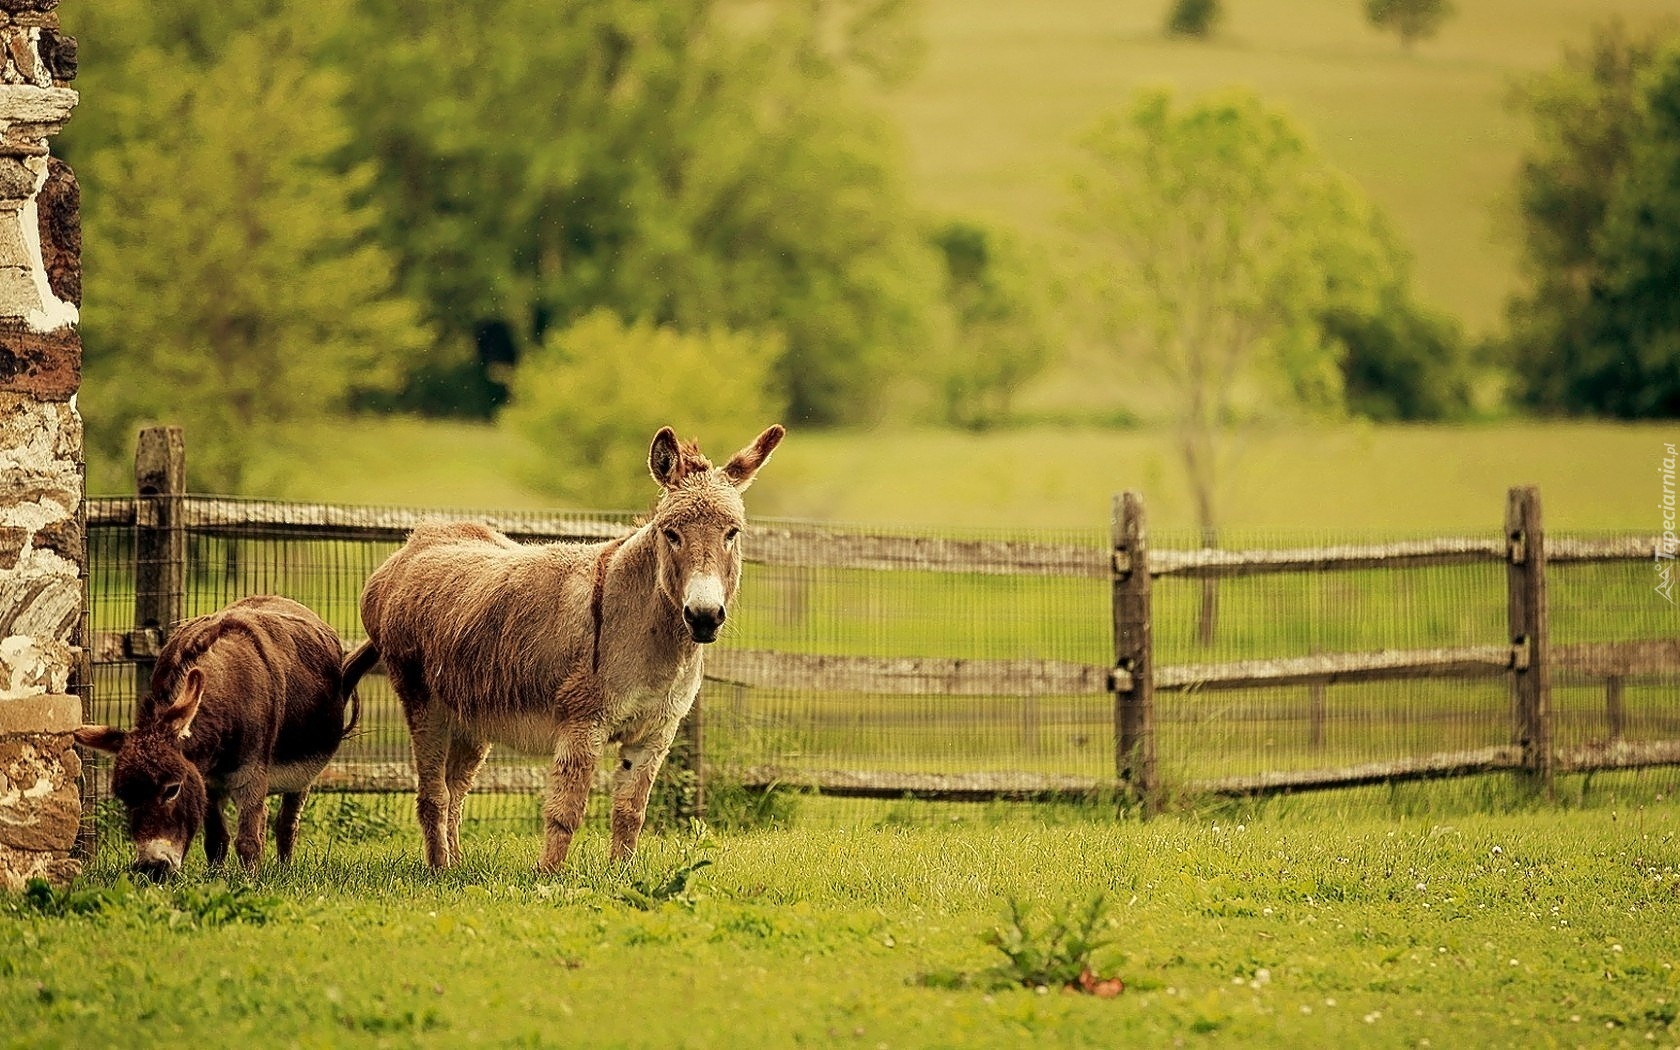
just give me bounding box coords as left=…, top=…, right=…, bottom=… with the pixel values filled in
left=887, top=0, right=1679, bottom=339
left=9, top=787, right=1679, bottom=1047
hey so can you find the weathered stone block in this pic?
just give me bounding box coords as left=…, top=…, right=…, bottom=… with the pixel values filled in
left=0, top=632, right=75, bottom=695
left=0, top=1, right=59, bottom=17
left=0, top=83, right=72, bottom=124
left=0, top=840, right=79, bottom=891
left=2, top=28, right=43, bottom=88
left=0, top=522, right=23, bottom=568
left=0, top=327, right=79, bottom=403
left=37, top=155, right=74, bottom=304
left=0, top=733, right=77, bottom=850
left=37, top=28, right=71, bottom=83
left=0, top=572, right=78, bottom=638
left=0, top=155, right=30, bottom=199
left=31, top=509, right=77, bottom=566
left=0, top=692, right=77, bottom=734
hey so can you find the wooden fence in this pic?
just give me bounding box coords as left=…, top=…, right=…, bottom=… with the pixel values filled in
left=81, top=426, right=1680, bottom=815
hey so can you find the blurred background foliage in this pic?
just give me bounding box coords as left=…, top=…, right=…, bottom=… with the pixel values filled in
left=56, top=0, right=1680, bottom=524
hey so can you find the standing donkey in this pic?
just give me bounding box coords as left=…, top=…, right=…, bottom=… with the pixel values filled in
left=350, top=424, right=783, bottom=870
left=75, top=595, right=362, bottom=879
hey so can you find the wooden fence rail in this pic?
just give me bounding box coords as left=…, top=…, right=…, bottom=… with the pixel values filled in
left=84, top=426, right=1679, bottom=814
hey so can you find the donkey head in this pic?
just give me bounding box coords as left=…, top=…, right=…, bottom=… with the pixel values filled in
left=74, top=667, right=211, bottom=880
left=647, top=424, right=784, bottom=643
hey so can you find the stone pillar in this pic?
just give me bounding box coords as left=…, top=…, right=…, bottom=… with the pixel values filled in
left=0, top=0, right=80, bottom=890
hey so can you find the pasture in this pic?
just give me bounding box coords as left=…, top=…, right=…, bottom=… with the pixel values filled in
left=889, top=0, right=1680, bottom=339
left=164, top=416, right=1680, bottom=535
left=6, top=787, right=1679, bottom=1047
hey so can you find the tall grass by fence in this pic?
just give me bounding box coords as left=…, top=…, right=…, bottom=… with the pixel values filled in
left=76, top=427, right=1680, bottom=834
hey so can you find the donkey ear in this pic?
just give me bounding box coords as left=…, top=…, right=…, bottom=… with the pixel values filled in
left=160, top=667, right=206, bottom=740
left=722, top=424, right=785, bottom=491
left=649, top=427, right=683, bottom=489
left=74, top=725, right=127, bottom=753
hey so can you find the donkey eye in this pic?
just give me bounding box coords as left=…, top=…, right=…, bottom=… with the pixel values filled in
left=724, top=528, right=740, bottom=545
left=160, top=782, right=183, bottom=803
left=662, top=528, right=682, bottom=548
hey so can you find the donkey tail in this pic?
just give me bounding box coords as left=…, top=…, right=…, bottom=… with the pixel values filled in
left=339, top=639, right=381, bottom=739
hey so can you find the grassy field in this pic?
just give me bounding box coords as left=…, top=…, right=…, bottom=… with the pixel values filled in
left=145, top=416, right=1678, bottom=536
left=6, top=788, right=1678, bottom=1048
left=887, top=0, right=1679, bottom=340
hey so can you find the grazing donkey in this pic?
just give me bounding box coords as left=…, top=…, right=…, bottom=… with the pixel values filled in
left=351, top=424, right=783, bottom=870
left=75, top=596, right=361, bottom=879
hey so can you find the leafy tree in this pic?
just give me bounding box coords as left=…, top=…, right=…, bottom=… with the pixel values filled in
left=1573, top=44, right=1680, bottom=416
left=1505, top=21, right=1680, bottom=417
left=928, top=221, right=1059, bottom=428
left=337, top=0, right=947, bottom=425
left=502, top=310, right=787, bottom=509
left=1364, top=0, right=1454, bottom=49
left=1165, top=0, right=1223, bottom=39
left=1325, top=275, right=1474, bottom=422
left=64, top=0, right=429, bottom=492
left=1068, top=88, right=1407, bottom=640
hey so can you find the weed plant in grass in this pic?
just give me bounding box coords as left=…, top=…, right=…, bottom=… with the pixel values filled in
left=8, top=780, right=1679, bottom=1048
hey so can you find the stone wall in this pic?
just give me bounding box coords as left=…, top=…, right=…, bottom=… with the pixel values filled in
left=0, top=0, right=79, bottom=890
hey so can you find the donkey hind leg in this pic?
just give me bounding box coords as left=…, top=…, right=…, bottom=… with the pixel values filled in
left=390, top=660, right=452, bottom=869
left=406, top=704, right=455, bottom=869
left=227, top=769, right=271, bottom=872
left=274, top=790, right=309, bottom=864
left=202, top=792, right=231, bottom=868
left=539, top=722, right=605, bottom=873
left=609, top=721, right=681, bottom=863
left=443, top=735, right=492, bottom=866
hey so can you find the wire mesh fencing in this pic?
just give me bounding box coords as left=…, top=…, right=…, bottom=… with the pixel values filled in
left=78, top=489, right=1680, bottom=848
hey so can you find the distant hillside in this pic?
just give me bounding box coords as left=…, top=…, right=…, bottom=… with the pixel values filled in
left=885, top=0, right=1675, bottom=344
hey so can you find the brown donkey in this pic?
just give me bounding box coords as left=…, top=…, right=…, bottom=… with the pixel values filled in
left=352, top=424, right=783, bottom=870
left=75, top=596, right=362, bottom=879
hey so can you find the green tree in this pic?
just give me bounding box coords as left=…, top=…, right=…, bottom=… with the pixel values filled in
left=338, top=0, right=946, bottom=425
left=1575, top=44, right=1680, bottom=416
left=1068, top=87, right=1406, bottom=639
left=65, top=0, right=429, bottom=492
left=928, top=221, right=1059, bottom=429
left=1364, top=0, right=1454, bottom=49
left=1325, top=270, right=1474, bottom=422
left=1505, top=21, right=1680, bottom=416
left=502, top=310, right=787, bottom=509
left=1165, top=0, right=1223, bottom=39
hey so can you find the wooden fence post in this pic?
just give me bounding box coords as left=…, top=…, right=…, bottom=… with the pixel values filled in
left=133, top=426, right=186, bottom=699
left=1505, top=486, right=1553, bottom=794
left=1113, top=491, right=1158, bottom=814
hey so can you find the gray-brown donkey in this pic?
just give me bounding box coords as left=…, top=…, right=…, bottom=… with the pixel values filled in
left=350, top=424, right=783, bottom=870
left=75, top=595, right=362, bottom=879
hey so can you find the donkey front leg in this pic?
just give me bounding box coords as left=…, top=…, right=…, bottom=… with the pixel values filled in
left=609, top=721, right=681, bottom=863
left=202, top=792, right=231, bottom=868
left=227, top=770, right=271, bottom=872
left=539, top=723, right=604, bottom=872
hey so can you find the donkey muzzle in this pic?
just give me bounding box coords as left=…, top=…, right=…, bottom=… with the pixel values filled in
left=683, top=574, right=727, bottom=643
left=132, top=838, right=184, bottom=881
left=683, top=604, right=725, bottom=643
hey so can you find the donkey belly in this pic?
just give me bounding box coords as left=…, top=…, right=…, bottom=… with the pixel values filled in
left=266, top=756, right=331, bottom=794
left=461, top=709, right=561, bottom=757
